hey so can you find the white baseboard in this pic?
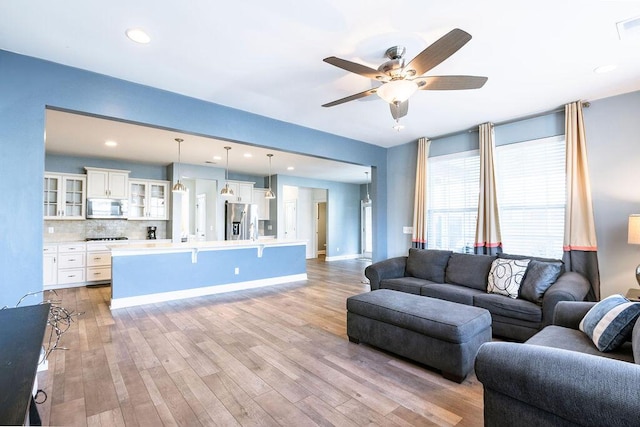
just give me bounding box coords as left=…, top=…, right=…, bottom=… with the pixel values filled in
left=110, top=273, right=308, bottom=309
left=325, top=254, right=360, bottom=261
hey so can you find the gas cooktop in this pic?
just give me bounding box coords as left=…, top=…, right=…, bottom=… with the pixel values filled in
left=85, top=237, right=129, bottom=241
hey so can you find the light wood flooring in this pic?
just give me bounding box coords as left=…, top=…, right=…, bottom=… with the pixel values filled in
left=35, top=258, right=484, bottom=426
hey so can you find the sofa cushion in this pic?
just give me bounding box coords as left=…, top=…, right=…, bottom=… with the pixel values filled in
left=487, top=258, right=530, bottom=299
left=445, top=253, right=496, bottom=291
left=474, top=293, right=542, bottom=323
left=405, top=248, right=452, bottom=283
left=526, top=325, right=635, bottom=363
left=420, top=283, right=485, bottom=306
left=380, top=277, right=435, bottom=295
left=579, top=294, right=640, bottom=352
left=519, top=260, right=564, bottom=304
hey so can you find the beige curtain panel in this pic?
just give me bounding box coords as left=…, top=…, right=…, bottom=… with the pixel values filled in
left=563, top=101, right=600, bottom=301
left=475, top=122, right=503, bottom=255
left=564, top=102, right=598, bottom=251
left=412, top=137, right=430, bottom=249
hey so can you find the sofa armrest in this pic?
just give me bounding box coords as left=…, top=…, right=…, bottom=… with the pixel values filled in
left=541, top=271, right=590, bottom=327
left=475, top=342, right=640, bottom=427
left=552, top=301, right=596, bottom=329
left=364, top=256, right=407, bottom=290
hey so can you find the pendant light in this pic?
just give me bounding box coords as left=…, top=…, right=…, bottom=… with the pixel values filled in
left=364, top=171, right=372, bottom=203
left=220, top=146, right=234, bottom=198
left=265, top=154, right=276, bottom=199
left=172, top=138, right=187, bottom=193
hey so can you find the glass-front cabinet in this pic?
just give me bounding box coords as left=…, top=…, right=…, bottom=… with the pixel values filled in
left=128, top=179, right=169, bottom=220
left=44, top=173, right=86, bottom=219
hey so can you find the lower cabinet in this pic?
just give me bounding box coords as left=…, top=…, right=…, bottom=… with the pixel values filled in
left=44, top=243, right=86, bottom=289
left=86, top=248, right=112, bottom=283
left=43, top=245, right=58, bottom=287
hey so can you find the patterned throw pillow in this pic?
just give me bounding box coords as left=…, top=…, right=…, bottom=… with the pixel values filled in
left=487, top=258, right=531, bottom=299
left=579, top=294, right=640, bottom=352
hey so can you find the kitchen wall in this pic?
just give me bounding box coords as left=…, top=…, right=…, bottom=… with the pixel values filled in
left=45, top=154, right=167, bottom=180
left=43, top=219, right=167, bottom=242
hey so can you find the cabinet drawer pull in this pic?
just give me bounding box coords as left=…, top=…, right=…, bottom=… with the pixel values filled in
left=94, top=257, right=101, bottom=260
left=69, top=275, right=76, bottom=278
left=68, top=258, right=76, bottom=262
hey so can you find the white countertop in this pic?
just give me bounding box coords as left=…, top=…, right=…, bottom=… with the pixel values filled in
left=110, top=239, right=307, bottom=256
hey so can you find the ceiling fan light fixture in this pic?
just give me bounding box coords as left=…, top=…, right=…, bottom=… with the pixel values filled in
left=392, top=119, right=405, bottom=132
left=376, top=79, right=419, bottom=104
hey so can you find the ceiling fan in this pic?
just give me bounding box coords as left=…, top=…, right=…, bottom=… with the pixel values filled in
left=322, top=28, right=487, bottom=126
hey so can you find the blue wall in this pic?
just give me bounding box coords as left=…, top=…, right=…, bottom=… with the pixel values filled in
left=583, top=90, right=640, bottom=297
left=0, top=49, right=388, bottom=308
left=45, top=154, right=168, bottom=180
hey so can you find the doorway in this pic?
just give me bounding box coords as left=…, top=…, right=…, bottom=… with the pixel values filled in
left=361, top=200, right=372, bottom=259
left=284, top=200, right=297, bottom=240
left=195, top=193, right=206, bottom=241
left=316, top=202, right=327, bottom=256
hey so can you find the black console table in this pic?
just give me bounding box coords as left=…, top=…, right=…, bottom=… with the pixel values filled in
left=0, top=303, right=50, bottom=425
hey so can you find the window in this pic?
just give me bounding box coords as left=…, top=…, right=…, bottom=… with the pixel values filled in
left=427, top=151, right=479, bottom=253
left=495, top=135, right=566, bottom=258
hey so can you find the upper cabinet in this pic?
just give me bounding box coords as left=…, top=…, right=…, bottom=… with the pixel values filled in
left=225, top=180, right=254, bottom=203
left=85, top=167, right=130, bottom=199
left=129, top=179, right=169, bottom=220
left=44, top=173, right=86, bottom=220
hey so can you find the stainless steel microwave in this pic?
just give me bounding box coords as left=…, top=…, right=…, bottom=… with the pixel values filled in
left=86, top=198, right=128, bottom=219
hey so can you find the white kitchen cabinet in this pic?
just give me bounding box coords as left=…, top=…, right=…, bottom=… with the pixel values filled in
left=44, top=173, right=86, bottom=219
left=253, top=189, right=271, bottom=220
left=129, top=179, right=169, bottom=220
left=85, top=167, right=130, bottom=199
left=43, top=245, right=57, bottom=287
left=56, top=243, right=86, bottom=286
left=86, top=247, right=111, bottom=283
left=224, top=180, right=254, bottom=203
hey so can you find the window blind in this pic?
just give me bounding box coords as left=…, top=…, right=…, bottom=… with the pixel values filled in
left=495, top=135, right=566, bottom=258
left=427, top=151, right=480, bottom=253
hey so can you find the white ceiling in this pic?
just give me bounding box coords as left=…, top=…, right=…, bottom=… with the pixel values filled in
left=3, top=1, right=640, bottom=156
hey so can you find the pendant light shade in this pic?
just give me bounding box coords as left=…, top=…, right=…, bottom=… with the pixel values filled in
left=220, top=146, right=234, bottom=198
left=364, top=171, right=372, bottom=203
left=265, top=154, right=276, bottom=199
left=172, top=138, right=187, bottom=193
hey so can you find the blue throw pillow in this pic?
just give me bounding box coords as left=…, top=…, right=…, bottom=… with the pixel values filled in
left=579, top=294, right=640, bottom=352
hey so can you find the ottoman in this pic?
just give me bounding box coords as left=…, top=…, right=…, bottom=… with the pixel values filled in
left=347, top=289, right=492, bottom=382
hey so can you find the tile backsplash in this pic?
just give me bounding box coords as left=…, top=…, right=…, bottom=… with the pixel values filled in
left=44, top=219, right=167, bottom=243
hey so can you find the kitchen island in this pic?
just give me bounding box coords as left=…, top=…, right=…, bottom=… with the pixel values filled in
left=109, top=239, right=307, bottom=309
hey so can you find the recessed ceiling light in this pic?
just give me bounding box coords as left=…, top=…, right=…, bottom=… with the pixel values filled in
left=287, top=166, right=295, bottom=171
left=105, top=140, right=118, bottom=147
left=126, top=28, right=151, bottom=44
left=213, top=155, right=222, bottom=161
left=243, top=153, right=252, bottom=158
left=594, top=64, right=617, bottom=74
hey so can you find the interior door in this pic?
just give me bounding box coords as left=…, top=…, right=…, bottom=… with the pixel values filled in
left=284, top=200, right=297, bottom=240
left=195, top=193, right=206, bottom=241
left=361, top=201, right=372, bottom=259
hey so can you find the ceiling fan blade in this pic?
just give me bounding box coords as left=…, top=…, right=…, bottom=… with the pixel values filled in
left=322, top=88, right=378, bottom=107
left=323, top=56, right=389, bottom=81
left=406, top=28, right=472, bottom=76
left=415, top=75, right=488, bottom=90
left=390, top=101, right=409, bottom=120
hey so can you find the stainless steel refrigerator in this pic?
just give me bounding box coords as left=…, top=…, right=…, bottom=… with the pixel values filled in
left=225, top=202, right=259, bottom=240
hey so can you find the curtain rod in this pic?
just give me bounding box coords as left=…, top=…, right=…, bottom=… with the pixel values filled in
left=430, top=101, right=591, bottom=140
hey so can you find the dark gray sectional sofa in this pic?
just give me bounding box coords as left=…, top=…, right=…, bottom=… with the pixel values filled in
left=475, top=301, right=640, bottom=426
left=364, top=248, right=591, bottom=341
